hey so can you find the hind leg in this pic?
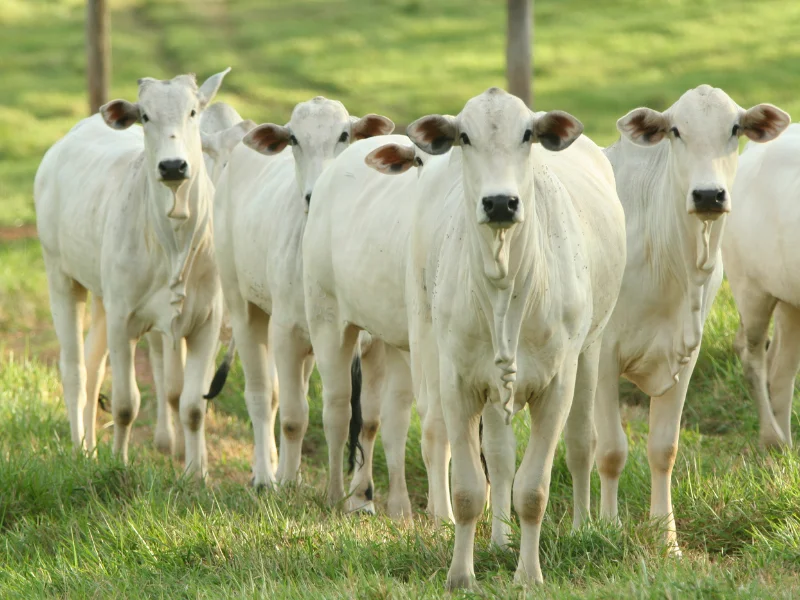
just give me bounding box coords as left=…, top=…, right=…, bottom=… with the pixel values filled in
left=164, top=335, right=186, bottom=459
left=482, top=401, right=515, bottom=548
left=148, top=332, right=173, bottom=455
left=767, top=302, right=800, bottom=446
left=380, top=346, right=414, bottom=519
left=347, top=334, right=385, bottom=514
left=83, top=294, right=108, bottom=453
left=44, top=261, right=88, bottom=451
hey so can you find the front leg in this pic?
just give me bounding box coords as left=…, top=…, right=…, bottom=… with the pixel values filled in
left=107, top=322, right=139, bottom=464
left=514, top=357, right=579, bottom=585
left=182, top=308, right=223, bottom=479
left=441, top=359, right=485, bottom=591
left=481, top=401, right=515, bottom=548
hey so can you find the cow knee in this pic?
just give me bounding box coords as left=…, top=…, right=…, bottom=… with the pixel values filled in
left=185, top=407, right=204, bottom=432
left=597, top=448, right=627, bottom=479
left=648, top=441, right=677, bottom=474
left=514, top=485, right=547, bottom=525
left=115, top=407, right=135, bottom=427
left=451, top=486, right=485, bottom=523
left=167, top=392, right=181, bottom=412
left=282, top=421, right=305, bottom=441
left=362, top=420, right=379, bottom=442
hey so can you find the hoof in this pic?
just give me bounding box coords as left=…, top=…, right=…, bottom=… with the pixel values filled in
left=346, top=498, right=376, bottom=515
left=446, top=571, right=476, bottom=591
left=154, top=431, right=174, bottom=456
left=251, top=476, right=275, bottom=493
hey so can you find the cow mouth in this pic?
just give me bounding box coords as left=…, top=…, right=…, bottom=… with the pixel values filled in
left=689, top=206, right=729, bottom=222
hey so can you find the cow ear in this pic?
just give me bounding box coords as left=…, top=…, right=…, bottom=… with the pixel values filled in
left=197, top=67, right=231, bottom=111
left=617, top=107, right=670, bottom=146
left=738, top=104, right=791, bottom=143
left=243, top=123, right=292, bottom=155
left=407, top=115, right=459, bottom=155
left=202, top=120, right=257, bottom=158
left=350, top=114, right=395, bottom=141
left=365, top=144, right=418, bottom=175
left=532, top=110, right=583, bottom=152
left=100, top=99, right=141, bottom=130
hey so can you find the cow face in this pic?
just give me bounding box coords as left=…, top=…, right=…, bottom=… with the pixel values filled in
left=617, top=85, right=790, bottom=220
left=243, top=97, right=394, bottom=211
left=406, top=88, right=582, bottom=230
left=100, top=69, right=230, bottom=219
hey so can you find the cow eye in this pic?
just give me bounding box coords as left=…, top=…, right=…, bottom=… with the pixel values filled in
left=460, top=132, right=471, bottom=146
left=414, top=156, right=424, bottom=167
left=141, top=113, right=150, bottom=124
left=731, top=124, right=741, bottom=137
left=522, top=129, right=533, bottom=143
left=289, top=134, right=299, bottom=146
left=670, top=127, right=680, bottom=139
left=339, top=131, right=349, bottom=143
left=190, top=109, right=197, bottom=118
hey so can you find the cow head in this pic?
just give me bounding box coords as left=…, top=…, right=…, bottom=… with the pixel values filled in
left=617, top=85, right=790, bottom=221
left=242, top=97, right=394, bottom=210
left=200, top=102, right=256, bottom=184
left=100, top=68, right=231, bottom=219
left=405, top=88, right=582, bottom=230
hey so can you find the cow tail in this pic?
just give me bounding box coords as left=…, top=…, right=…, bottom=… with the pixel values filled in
left=347, top=354, right=364, bottom=474
left=204, top=337, right=237, bottom=400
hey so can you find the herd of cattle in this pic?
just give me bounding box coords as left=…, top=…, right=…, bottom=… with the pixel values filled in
left=31, top=68, right=798, bottom=589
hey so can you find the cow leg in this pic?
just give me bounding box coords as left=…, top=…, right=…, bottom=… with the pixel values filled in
left=164, top=335, right=186, bottom=459
left=181, top=310, right=222, bottom=479
left=149, top=332, right=172, bottom=455
left=232, top=304, right=276, bottom=488
left=107, top=323, right=139, bottom=464
left=381, top=346, right=414, bottom=519
left=83, top=294, right=108, bottom=454
left=442, top=360, right=485, bottom=591
left=272, top=322, right=311, bottom=486
left=595, top=349, right=625, bottom=521
left=736, top=289, right=784, bottom=447
left=514, top=359, right=578, bottom=585
left=313, top=323, right=360, bottom=507
left=45, top=263, right=88, bottom=451
left=482, top=402, right=515, bottom=549
left=767, top=302, right=800, bottom=447
left=268, top=355, right=280, bottom=474
left=347, top=335, right=385, bottom=514
left=564, top=340, right=600, bottom=529
left=648, top=348, right=699, bottom=556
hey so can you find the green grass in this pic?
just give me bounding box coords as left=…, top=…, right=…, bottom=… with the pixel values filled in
left=1, top=0, right=800, bottom=597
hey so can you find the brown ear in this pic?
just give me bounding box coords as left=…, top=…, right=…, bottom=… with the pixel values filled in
left=365, top=144, right=417, bottom=175
left=739, top=104, right=791, bottom=142
left=242, top=123, right=292, bottom=155
left=533, top=110, right=583, bottom=152
left=407, top=115, right=459, bottom=155
left=351, top=114, right=395, bottom=141
left=100, top=99, right=141, bottom=130
left=617, top=107, right=670, bottom=146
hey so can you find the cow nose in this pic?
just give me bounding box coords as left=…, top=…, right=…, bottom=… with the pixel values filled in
left=481, top=195, right=520, bottom=223
left=158, top=159, right=189, bottom=181
left=305, top=192, right=312, bottom=205
left=692, top=188, right=727, bottom=212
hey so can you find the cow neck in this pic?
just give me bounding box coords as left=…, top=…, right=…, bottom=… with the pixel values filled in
left=464, top=180, right=543, bottom=424
left=144, top=165, right=212, bottom=343
left=662, top=151, right=726, bottom=368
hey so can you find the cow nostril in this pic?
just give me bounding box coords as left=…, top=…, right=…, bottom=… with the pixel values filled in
left=508, top=197, right=519, bottom=212
left=715, top=190, right=725, bottom=202
left=178, top=161, right=188, bottom=174
left=482, top=198, right=494, bottom=213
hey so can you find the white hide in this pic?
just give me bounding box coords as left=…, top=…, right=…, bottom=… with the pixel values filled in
left=302, top=134, right=448, bottom=520
left=34, top=70, right=231, bottom=477
left=213, top=96, right=394, bottom=489
left=722, top=123, right=800, bottom=448
left=594, top=85, right=790, bottom=552
left=306, top=88, right=627, bottom=590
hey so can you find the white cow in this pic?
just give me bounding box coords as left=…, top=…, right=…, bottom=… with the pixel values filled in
left=301, top=134, right=454, bottom=521
left=212, top=97, right=394, bottom=489
left=306, top=88, right=627, bottom=589
left=35, top=70, right=232, bottom=477
left=722, top=123, right=800, bottom=448
left=593, top=85, right=790, bottom=553
left=150, top=101, right=255, bottom=457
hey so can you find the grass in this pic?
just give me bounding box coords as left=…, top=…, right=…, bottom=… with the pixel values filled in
left=1, top=0, right=800, bottom=597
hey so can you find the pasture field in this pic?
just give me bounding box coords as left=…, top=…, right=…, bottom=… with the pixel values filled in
left=1, top=0, right=799, bottom=597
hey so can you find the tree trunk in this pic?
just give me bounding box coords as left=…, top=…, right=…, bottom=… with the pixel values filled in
left=506, top=0, right=532, bottom=108
left=86, top=0, right=110, bottom=114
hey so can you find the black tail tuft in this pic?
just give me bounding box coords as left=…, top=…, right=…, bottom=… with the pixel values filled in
left=205, top=339, right=236, bottom=400
left=479, top=415, right=489, bottom=484
left=347, top=354, right=364, bottom=474
left=97, top=393, right=111, bottom=413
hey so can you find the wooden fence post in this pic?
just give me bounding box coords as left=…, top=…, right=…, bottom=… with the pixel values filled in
left=86, top=0, right=110, bottom=114
left=506, top=0, right=533, bottom=108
